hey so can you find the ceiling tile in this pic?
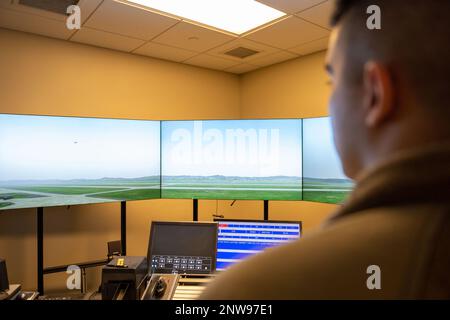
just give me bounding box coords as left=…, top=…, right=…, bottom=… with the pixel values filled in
left=184, top=54, right=239, bottom=71
left=152, top=21, right=237, bottom=53
left=71, top=27, right=145, bottom=53
left=78, top=0, right=105, bottom=24
left=0, top=0, right=102, bottom=23
left=296, top=0, right=334, bottom=30
left=256, top=0, right=327, bottom=14
left=0, top=7, right=75, bottom=39
left=206, top=38, right=279, bottom=64
left=289, top=36, right=329, bottom=55
left=245, top=16, right=329, bottom=49
left=84, top=0, right=180, bottom=40
left=224, top=63, right=261, bottom=74
left=134, top=41, right=198, bottom=62
left=250, top=50, right=299, bottom=67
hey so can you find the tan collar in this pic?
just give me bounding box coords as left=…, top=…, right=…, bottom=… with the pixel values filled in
left=325, top=141, right=450, bottom=225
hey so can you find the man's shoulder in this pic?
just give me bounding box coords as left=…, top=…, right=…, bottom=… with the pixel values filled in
left=201, top=205, right=446, bottom=300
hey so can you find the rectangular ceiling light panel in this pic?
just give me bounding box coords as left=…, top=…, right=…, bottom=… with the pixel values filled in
left=124, top=0, right=286, bottom=35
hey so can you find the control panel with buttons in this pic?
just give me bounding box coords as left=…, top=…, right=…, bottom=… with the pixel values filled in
left=150, top=255, right=212, bottom=274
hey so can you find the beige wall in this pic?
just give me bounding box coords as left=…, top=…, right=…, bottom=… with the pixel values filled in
left=240, top=51, right=330, bottom=119
left=0, top=29, right=240, bottom=120
left=0, top=28, right=337, bottom=293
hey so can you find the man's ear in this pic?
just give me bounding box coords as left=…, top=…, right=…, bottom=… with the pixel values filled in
left=362, top=61, right=395, bottom=128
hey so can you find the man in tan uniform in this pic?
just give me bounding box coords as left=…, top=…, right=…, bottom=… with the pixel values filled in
left=201, top=0, right=450, bottom=299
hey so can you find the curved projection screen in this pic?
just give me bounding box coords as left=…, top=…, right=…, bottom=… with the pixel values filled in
left=161, top=119, right=302, bottom=200
left=302, top=117, right=353, bottom=204
left=0, top=114, right=161, bottom=210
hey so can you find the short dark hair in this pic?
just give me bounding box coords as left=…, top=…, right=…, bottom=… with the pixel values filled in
left=331, top=0, right=359, bottom=27
left=330, top=0, right=450, bottom=117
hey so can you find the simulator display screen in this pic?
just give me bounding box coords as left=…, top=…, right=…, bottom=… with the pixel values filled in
left=161, top=120, right=302, bottom=200
left=302, top=117, right=353, bottom=204
left=0, top=114, right=161, bottom=210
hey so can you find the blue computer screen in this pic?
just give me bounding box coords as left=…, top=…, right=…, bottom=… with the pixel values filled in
left=216, top=220, right=301, bottom=271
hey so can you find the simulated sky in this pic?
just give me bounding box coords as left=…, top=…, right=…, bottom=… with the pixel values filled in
left=0, top=115, right=160, bottom=181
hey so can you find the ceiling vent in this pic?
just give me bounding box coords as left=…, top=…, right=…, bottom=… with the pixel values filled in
left=18, top=0, right=80, bottom=15
left=224, top=47, right=260, bottom=59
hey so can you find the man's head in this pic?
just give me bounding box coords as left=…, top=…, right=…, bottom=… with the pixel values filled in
left=326, top=0, right=450, bottom=179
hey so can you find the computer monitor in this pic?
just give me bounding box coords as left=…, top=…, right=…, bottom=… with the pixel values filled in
left=147, top=221, right=218, bottom=275
left=215, top=219, right=302, bottom=271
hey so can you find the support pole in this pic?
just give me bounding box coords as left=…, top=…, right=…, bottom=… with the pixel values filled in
left=37, top=207, right=44, bottom=294
left=264, top=200, right=269, bottom=221
left=193, top=199, right=199, bottom=221
left=121, top=201, right=127, bottom=256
